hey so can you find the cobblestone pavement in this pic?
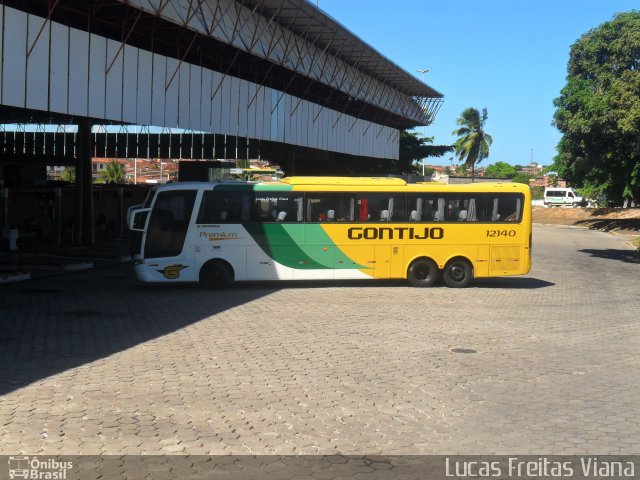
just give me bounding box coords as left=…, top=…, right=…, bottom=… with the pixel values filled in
left=1, top=225, right=639, bottom=455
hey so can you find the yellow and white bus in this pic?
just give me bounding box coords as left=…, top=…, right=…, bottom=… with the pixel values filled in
left=128, top=177, right=531, bottom=288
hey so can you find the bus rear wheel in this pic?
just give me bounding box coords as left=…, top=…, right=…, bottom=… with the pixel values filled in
left=442, top=258, right=473, bottom=288
left=199, top=260, right=234, bottom=289
left=407, top=258, right=439, bottom=287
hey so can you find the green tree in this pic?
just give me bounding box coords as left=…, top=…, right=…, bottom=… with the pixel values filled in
left=59, top=167, right=75, bottom=183
left=452, top=108, right=493, bottom=180
left=484, top=161, right=517, bottom=178
left=530, top=186, right=544, bottom=200
left=398, top=131, right=453, bottom=175
left=553, top=11, right=640, bottom=202
left=455, top=165, right=470, bottom=176
left=98, top=161, right=127, bottom=184
left=511, top=172, right=531, bottom=184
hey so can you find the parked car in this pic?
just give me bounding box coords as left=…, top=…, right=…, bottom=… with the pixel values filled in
left=543, top=187, right=586, bottom=207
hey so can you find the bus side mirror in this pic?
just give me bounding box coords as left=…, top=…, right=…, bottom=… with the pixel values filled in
left=128, top=208, right=151, bottom=231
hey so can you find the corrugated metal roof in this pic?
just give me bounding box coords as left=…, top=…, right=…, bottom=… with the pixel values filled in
left=241, top=0, right=443, bottom=98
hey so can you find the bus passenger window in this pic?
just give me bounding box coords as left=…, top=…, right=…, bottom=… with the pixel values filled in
left=446, top=198, right=461, bottom=221
left=446, top=195, right=485, bottom=221
left=358, top=198, right=369, bottom=221
left=306, top=194, right=354, bottom=222
left=466, top=197, right=485, bottom=221
left=488, top=194, right=523, bottom=223
left=197, top=191, right=250, bottom=223
left=406, top=195, right=442, bottom=222
left=252, top=194, right=302, bottom=222
left=432, top=198, right=445, bottom=221
left=357, top=194, right=406, bottom=222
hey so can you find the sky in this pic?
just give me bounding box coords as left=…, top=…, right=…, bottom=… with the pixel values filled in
left=315, top=0, right=639, bottom=167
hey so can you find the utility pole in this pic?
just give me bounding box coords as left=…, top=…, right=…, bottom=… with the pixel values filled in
left=416, top=69, right=430, bottom=177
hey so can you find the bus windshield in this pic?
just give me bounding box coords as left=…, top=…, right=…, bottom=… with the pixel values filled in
left=144, top=190, right=197, bottom=259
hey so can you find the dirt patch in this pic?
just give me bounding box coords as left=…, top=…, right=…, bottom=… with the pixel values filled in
left=533, top=207, right=640, bottom=233
left=533, top=207, right=640, bottom=230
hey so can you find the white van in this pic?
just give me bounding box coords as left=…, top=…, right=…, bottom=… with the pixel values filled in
left=543, top=187, right=585, bottom=207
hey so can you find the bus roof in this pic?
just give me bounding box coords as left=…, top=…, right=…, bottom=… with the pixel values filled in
left=148, top=178, right=529, bottom=193
left=281, top=176, right=408, bottom=186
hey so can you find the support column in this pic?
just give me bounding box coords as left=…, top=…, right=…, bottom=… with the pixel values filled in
left=74, top=118, right=94, bottom=245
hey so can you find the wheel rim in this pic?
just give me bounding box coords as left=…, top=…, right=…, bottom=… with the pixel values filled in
left=450, top=264, right=466, bottom=282
left=416, top=265, right=430, bottom=280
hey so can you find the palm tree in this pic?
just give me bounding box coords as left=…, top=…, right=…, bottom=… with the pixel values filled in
left=99, top=160, right=127, bottom=184
left=452, top=107, right=493, bottom=181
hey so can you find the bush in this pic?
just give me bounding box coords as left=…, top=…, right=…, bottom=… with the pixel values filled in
left=530, top=186, right=544, bottom=200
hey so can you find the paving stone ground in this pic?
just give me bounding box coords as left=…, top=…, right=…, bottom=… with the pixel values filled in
left=1, top=225, right=639, bottom=455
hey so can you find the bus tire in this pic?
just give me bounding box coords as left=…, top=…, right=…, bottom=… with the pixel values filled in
left=442, top=258, right=473, bottom=288
left=199, top=260, right=234, bottom=289
left=407, top=258, right=439, bottom=287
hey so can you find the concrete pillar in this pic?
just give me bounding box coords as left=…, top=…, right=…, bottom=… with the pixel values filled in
left=74, top=118, right=94, bottom=245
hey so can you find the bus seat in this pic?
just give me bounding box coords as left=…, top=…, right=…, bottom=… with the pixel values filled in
left=327, top=210, right=335, bottom=221
left=220, top=210, right=228, bottom=221
left=380, top=210, right=390, bottom=221
left=277, top=211, right=287, bottom=221
left=458, top=210, right=468, bottom=221
left=409, top=210, right=419, bottom=221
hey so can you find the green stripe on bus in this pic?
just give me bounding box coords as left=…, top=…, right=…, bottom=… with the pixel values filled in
left=242, top=224, right=365, bottom=270
left=243, top=224, right=329, bottom=269
left=253, top=184, right=293, bottom=191
left=298, top=225, right=366, bottom=269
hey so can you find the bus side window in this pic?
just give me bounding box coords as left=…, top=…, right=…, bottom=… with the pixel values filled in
left=488, top=194, right=522, bottom=223
left=468, top=196, right=487, bottom=221
left=446, top=195, right=486, bottom=221
left=446, top=197, right=461, bottom=221
left=197, top=191, right=250, bottom=223
left=432, top=197, right=445, bottom=221
left=358, top=194, right=406, bottom=222
left=306, top=194, right=354, bottom=222
left=406, top=195, right=444, bottom=222
left=252, top=194, right=302, bottom=222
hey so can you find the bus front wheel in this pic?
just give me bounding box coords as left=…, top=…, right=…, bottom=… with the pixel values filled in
left=407, top=258, right=439, bottom=287
left=200, top=260, right=234, bottom=289
left=442, top=258, right=473, bottom=288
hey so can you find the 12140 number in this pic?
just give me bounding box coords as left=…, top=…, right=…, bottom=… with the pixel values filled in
left=486, top=229, right=516, bottom=237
